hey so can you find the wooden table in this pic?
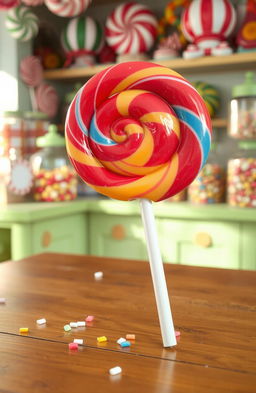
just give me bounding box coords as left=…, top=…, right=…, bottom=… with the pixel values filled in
left=0, top=253, right=255, bottom=392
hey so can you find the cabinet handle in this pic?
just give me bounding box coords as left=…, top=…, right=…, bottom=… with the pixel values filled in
left=194, top=232, right=212, bottom=248
left=41, top=231, right=52, bottom=248
left=111, top=225, right=126, bottom=240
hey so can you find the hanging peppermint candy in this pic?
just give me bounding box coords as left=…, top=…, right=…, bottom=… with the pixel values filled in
left=45, top=0, right=91, bottom=17
left=5, top=5, right=39, bottom=42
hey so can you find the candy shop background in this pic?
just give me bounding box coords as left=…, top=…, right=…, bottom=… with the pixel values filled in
left=0, top=0, right=256, bottom=267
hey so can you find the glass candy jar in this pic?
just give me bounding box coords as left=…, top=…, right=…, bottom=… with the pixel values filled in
left=188, top=143, right=226, bottom=204
left=227, top=141, right=256, bottom=208
left=229, top=72, right=256, bottom=139
left=30, top=124, right=77, bottom=202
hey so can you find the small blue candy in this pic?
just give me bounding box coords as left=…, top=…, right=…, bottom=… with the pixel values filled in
left=120, top=340, right=131, bottom=348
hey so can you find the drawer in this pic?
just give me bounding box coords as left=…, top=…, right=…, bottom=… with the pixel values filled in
left=89, top=213, right=148, bottom=260
left=158, top=219, right=240, bottom=269
left=32, top=214, right=88, bottom=255
left=0, top=229, right=11, bottom=262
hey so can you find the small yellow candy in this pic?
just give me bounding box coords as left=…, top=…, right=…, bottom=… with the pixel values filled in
left=97, top=336, right=107, bottom=343
left=19, top=327, right=29, bottom=333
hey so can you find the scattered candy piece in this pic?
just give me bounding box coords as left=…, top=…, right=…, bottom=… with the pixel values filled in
left=175, top=331, right=181, bottom=337
left=94, top=271, right=103, bottom=280
left=70, top=322, right=78, bottom=328
left=36, top=318, right=46, bottom=325
left=109, top=366, right=122, bottom=376
left=97, top=336, right=107, bottom=343
left=19, top=327, right=29, bottom=333
left=64, top=324, right=71, bottom=332
left=117, top=337, right=126, bottom=345
left=120, top=341, right=131, bottom=348
left=126, top=334, right=135, bottom=340
left=73, top=339, right=84, bottom=345
left=0, top=298, right=6, bottom=304
left=85, top=315, right=94, bottom=322
left=69, top=342, right=78, bottom=350
left=77, top=321, right=86, bottom=327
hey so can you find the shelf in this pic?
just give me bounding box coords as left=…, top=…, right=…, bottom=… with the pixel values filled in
left=43, top=52, right=256, bottom=81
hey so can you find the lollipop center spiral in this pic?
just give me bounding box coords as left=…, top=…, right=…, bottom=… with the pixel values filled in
left=88, top=89, right=180, bottom=177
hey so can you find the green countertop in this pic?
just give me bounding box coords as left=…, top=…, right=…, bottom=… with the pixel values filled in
left=0, top=199, right=256, bottom=223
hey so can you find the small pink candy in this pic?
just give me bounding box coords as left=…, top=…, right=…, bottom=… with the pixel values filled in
left=85, top=315, right=94, bottom=322
left=175, top=331, right=181, bottom=337
left=69, top=343, right=78, bottom=350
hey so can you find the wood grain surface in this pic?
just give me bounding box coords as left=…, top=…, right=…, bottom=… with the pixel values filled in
left=1, top=334, right=255, bottom=393
left=0, top=253, right=255, bottom=393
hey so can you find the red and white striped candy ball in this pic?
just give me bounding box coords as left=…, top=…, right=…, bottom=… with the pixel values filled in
left=45, top=0, right=91, bottom=17
left=182, top=0, right=236, bottom=46
left=0, top=0, right=19, bottom=9
left=22, top=0, right=43, bottom=5
left=36, top=83, right=59, bottom=118
left=106, top=1, right=158, bottom=55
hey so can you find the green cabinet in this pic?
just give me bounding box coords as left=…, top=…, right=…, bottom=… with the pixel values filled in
left=89, top=213, right=147, bottom=260
left=158, top=219, right=240, bottom=269
left=1, top=199, right=256, bottom=270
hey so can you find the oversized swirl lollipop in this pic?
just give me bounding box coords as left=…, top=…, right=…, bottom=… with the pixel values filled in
left=66, top=62, right=211, bottom=201
left=5, top=5, right=38, bottom=41
left=65, top=62, right=212, bottom=348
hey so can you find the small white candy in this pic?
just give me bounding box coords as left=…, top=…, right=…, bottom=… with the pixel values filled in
left=117, top=337, right=126, bottom=345
left=0, top=298, right=6, bottom=304
left=36, top=318, right=46, bottom=325
left=94, top=271, right=103, bottom=280
left=73, top=339, right=83, bottom=345
left=109, top=366, right=122, bottom=376
left=77, top=321, right=86, bottom=327
left=70, top=322, right=78, bottom=328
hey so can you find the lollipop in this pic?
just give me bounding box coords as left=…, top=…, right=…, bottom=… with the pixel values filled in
left=45, top=0, right=91, bottom=17
left=105, top=2, right=158, bottom=55
left=36, top=83, right=59, bottom=118
left=0, top=0, right=19, bottom=9
left=5, top=5, right=38, bottom=42
left=20, top=56, right=43, bottom=87
left=65, top=62, right=211, bottom=348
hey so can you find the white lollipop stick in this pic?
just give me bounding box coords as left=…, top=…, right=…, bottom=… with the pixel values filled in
left=140, top=198, right=177, bottom=348
left=29, top=87, right=38, bottom=112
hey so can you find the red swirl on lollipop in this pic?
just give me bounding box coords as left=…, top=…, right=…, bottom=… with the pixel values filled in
left=20, top=55, right=43, bottom=87
left=36, top=83, right=59, bottom=118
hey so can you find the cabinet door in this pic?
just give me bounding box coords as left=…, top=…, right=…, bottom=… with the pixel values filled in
left=89, top=213, right=147, bottom=260
left=32, top=214, right=87, bottom=255
left=159, top=219, right=240, bottom=269
left=241, top=223, right=256, bottom=270
left=0, top=229, right=11, bottom=262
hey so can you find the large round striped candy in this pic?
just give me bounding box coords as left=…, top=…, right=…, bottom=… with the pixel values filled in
left=45, top=0, right=91, bottom=17
left=105, top=2, right=158, bottom=55
left=182, top=0, right=236, bottom=48
left=65, top=62, right=212, bottom=202
left=5, top=5, right=38, bottom=42
left=62, top=16, right=103, bottom=55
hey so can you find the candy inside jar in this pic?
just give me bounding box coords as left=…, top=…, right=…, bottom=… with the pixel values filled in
left=229, top=72, right=256, bottom=139
left=227, top=141, right=256, bottom=208
left=188, top=143, right=225, bottom=204
left=30, top=124, right=77, bottom=202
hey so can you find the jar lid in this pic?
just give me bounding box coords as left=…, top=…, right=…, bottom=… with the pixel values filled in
left=238, top=141, right=256, bottom=150
left=232, top=72, right=256, bottom=98
left=64, top=83, right=82, bottom=104
left=24, top=111, right=49, bottom=120
left=0, top=110, right=24, bottom=118
left=36, top=124, right=65, bottom=147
